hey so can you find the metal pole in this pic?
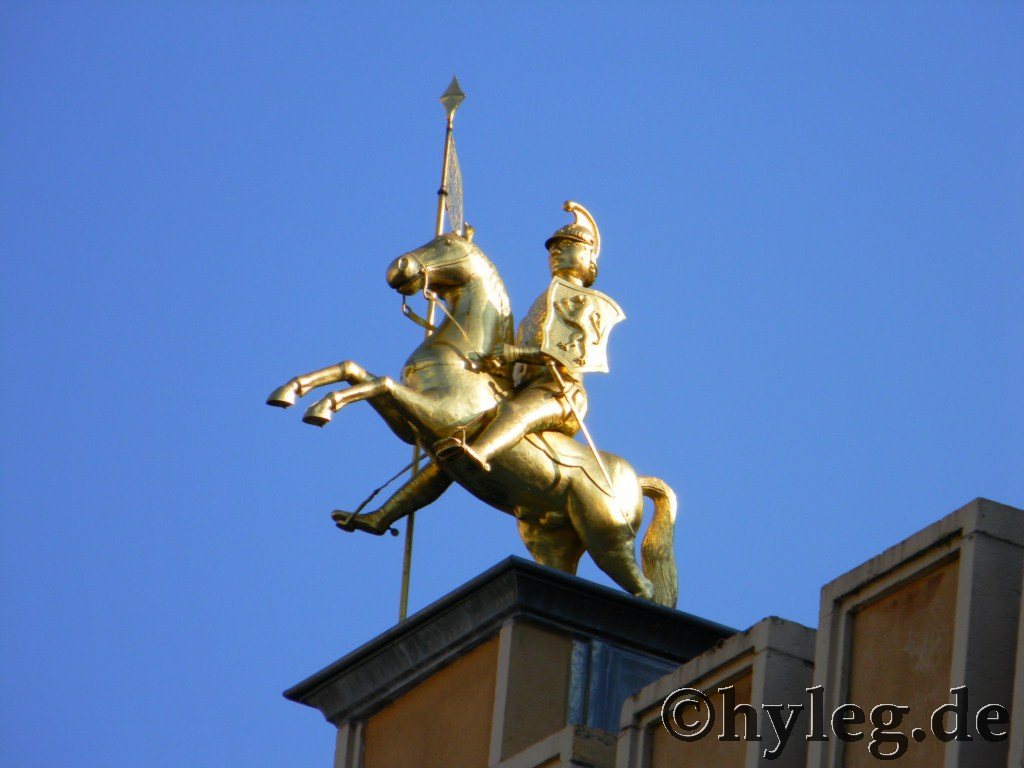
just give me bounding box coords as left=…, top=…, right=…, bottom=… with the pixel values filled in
left=434, top=114, right=455, bottom=237
left=399, top=77, right=464, bottom=622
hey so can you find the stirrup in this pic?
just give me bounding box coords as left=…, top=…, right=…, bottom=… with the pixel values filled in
left=433, top=434, right=491, bottom=471
left=331, top=509, right=399, bottom=537
left=331, top=509, right=360, bottom=532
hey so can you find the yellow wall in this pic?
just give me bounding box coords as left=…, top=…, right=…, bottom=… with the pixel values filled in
left=843, top=556, right=959, bottom=768
left=649, top=670, right=753, bottom=768
left=363, top=636, right=499, bottom=768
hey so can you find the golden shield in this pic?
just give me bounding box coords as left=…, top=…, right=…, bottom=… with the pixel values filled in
left=541, top=277, right=626, bottom=374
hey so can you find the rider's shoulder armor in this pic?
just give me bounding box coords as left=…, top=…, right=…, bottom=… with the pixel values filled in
left=512, top=289, right=552, bottom=387
left=516, top=289, right=549, bottom=349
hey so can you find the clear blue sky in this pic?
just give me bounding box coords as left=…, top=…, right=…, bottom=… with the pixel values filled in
left=2, top=3, right=1021, bottom=766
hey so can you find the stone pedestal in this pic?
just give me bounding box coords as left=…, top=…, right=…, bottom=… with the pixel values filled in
left=285, top=557, right=734, bottom=768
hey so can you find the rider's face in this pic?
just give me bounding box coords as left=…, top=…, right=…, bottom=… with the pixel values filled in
left=548, top=240, right=595, bottom=281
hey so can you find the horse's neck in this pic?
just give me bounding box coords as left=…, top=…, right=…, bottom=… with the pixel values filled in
left=438, top=277, right=510, bottom=352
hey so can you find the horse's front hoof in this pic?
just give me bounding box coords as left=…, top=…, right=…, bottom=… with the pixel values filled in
left=303, top=401, right=333, bottom=426
left=266, top=381, right=298, bottom=408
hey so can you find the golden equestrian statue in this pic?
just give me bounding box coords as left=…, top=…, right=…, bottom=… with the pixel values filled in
left=266, top=201, right=679, bottom=607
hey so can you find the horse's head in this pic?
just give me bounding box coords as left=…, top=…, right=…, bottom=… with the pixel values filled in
left=388, top=231, right=513, bottom=354
left=387, top=232, right=484, bottom=298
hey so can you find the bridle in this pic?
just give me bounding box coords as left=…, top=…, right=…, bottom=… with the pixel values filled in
left=399, top=244, right=473, bottom=343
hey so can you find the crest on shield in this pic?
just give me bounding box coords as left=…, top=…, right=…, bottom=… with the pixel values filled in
left=542, top=277, right=626, bottom=375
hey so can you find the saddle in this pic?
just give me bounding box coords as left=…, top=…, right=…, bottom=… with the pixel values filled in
left=524, top=432, right=612, bottom=496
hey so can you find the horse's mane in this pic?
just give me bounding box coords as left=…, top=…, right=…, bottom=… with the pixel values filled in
left=468, top=243, right=515, bottom=343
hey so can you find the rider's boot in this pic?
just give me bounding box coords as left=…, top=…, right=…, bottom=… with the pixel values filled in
left=333, top=462, right=451, bottom=534
left=439, top=391, right=567, bottom=472
left=434, top=432, right=491, bottom=471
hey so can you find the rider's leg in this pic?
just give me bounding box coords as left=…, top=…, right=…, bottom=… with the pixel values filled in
left=332, top=462, right=452, bottom=535
left=434, top=387, right=562, bottom=469
left=458, top=387, right=568, bottom=470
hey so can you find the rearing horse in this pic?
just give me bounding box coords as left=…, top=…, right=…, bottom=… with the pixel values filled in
left=267, top=232, right=679, bottom=607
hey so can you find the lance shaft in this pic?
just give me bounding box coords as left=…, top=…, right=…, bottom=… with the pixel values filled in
left=400, top=81, right=462, bottom=622
left=434, top=113, right=455, bottom=238
left=547, top=362, right=627, bottom=526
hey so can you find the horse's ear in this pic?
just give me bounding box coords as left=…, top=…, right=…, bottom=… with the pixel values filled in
left=463, top=223, right=475, bottom=243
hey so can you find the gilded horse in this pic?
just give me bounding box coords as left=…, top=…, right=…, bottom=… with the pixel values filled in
left=267, top=233, right=679, bottom=607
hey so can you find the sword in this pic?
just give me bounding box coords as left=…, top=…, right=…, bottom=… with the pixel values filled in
left=547, top=362, right=618, bottom=501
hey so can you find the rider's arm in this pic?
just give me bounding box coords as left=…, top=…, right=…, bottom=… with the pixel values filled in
left=502, top=343, right=548, bottom=365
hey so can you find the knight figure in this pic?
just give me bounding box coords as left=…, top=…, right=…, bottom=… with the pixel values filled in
left=267, top=200, right=678, bottom=607
left=434, top=201, right=623, bottom=473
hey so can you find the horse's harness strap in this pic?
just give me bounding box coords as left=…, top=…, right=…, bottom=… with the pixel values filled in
left=401, top=297, right=438, bottom=333
left=400, top=271, right=474, bottom=350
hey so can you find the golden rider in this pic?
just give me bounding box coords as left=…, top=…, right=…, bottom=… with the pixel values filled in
left=433, top=202, right=601, bottom=471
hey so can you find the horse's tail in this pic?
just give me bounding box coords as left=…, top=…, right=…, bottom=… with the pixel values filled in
left=639, top=476, right=678, bottom=608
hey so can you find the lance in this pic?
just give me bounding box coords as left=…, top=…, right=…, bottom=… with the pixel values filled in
left=399, top=76, right=466, bottom=622
left=547, top=361, right=617, bottom=499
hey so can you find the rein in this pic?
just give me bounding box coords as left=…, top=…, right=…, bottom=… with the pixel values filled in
left=400, top=296, right=437, bottom=333
left=399, top=268, right=473, bottom=347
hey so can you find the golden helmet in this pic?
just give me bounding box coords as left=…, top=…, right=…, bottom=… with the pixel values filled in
left=545, top=201, right=601, bottom=258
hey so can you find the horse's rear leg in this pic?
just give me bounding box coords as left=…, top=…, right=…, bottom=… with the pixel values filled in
left=568, top=489, right=654, bottom=602
left=267, top=361, right=372, bottom=408
left=517, top=517, right=584, bottom=574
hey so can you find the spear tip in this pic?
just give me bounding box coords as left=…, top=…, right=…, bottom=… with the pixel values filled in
left=439, top=75, right=465, bottom=117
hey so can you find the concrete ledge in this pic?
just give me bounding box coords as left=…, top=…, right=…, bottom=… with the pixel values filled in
left=616, top=616, right=816, bottom=768
left=808, top=497, right=1024, bottom=768
left=815, top=498, right=1023, bottom=605
left=286, top=556, right=735, bottom=726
